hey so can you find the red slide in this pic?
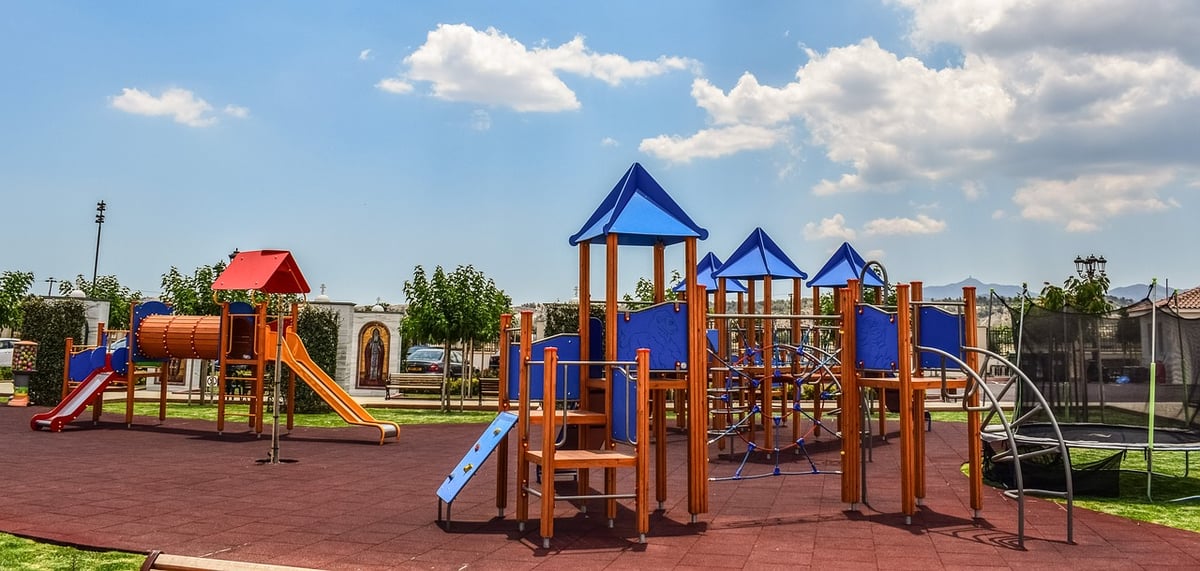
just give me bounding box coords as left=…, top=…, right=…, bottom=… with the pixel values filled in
left=30, top=367, right=116, bottom=432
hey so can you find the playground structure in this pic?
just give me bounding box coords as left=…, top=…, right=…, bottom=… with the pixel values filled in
left=31, top=250, right=399, bottom=445
left=432, top=162, right=1080, bottom=549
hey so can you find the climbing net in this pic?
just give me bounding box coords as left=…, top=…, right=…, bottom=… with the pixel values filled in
left=707, top=341, right=844, bottom=481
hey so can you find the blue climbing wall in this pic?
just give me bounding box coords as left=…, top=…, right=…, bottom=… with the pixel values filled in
left=615, top=302, right=688, bottom=371
left=855, top=305, right=898, bottom=371
left=437, top=412, right=519, bottom=504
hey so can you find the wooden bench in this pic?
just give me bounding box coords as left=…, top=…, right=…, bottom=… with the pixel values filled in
left=386, top=373, right=444, bottom=399
left=479, top=376, right=500, bottom=398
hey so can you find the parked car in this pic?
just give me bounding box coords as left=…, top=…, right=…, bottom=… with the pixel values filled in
left=0, top=338, right=16, bottom=368
left=405, top=347, right=463, bottom=377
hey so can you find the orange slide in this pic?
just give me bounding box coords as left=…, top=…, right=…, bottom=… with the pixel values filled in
left=268, top=330, right=399, bottom=444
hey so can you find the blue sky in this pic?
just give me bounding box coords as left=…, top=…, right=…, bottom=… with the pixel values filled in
left=3, top=1, right=1198, bottom=305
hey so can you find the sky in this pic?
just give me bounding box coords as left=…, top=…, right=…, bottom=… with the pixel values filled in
left=2, top=1, right=1198, bottom=306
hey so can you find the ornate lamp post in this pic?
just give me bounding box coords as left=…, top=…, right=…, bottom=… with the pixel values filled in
left=1074, top=254, right=1107, bottom=280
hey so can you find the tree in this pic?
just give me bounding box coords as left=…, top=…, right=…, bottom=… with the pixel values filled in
left=293, top=304, right=339, bottom=413
left=1038, top=273, right=1112, bottom=314
left=403, top=264, right=510, bottom=411
left=159, top=262, right=230, bottom=316
left=622, top=269, right=683, bottom=303
left=58, top=275, right=141, bottom=329
left=0, top=270, right=34, bottom=333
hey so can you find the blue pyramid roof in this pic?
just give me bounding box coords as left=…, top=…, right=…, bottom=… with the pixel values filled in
left=807, top=242, right=885, bottom=288
left=712, top=228, right=807, bottom=280
left=673, top=252, right=748, bottom=294
left=569, top=163, right=708, bottom=247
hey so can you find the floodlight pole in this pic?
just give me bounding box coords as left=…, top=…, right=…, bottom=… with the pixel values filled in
left=92, top=200, right=106, bottom=290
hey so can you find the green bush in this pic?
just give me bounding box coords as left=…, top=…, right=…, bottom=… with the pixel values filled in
left=0, top=366, right=11, bottom=381
left=19, top=298, right=87, bottom=406
left=292, top=305, right=339, bottom=413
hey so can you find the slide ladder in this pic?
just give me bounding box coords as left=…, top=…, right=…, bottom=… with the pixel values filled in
left=270, top=330, right=399, bottom=444
left=31, top=368, right=117, bottom=432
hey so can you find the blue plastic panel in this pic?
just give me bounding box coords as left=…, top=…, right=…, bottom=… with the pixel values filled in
left=610, top=367, right=638, bottom=444
left=615, top=302, right=688, bottom=371
left=855, top=305, right=898, bottom=371
left=436, top=411, right=519, bottom=504
left=918, top=306, right=965, bottom=369
left=506, top=334, right=582, bottom=401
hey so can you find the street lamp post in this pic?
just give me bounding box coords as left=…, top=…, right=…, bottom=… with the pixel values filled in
left=1074, top=254, right=1107, bottom=280
left=92, top=200, right=106, bottom=291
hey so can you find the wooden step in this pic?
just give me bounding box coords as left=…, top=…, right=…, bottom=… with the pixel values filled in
left=526, top=449, right=637, bottom=469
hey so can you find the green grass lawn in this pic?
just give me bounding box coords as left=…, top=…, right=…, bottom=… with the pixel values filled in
left=0, top=533, right=143, bottom=571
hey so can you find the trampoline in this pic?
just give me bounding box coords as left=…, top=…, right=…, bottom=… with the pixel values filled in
left=1016, top=422, right=1200, bottom=451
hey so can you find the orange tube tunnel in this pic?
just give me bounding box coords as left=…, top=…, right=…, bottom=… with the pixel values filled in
left=136, top=315, right=222, bottom=360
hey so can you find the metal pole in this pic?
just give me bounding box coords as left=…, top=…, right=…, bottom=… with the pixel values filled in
left=270, top=296, right=285, bottom=464
left=92, top=201, right=106, bottom=290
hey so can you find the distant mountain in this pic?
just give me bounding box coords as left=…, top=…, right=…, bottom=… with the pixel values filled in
left=1109, top=283, right=1173, bottom=302
left=922, top=278, right=1023, bottom=300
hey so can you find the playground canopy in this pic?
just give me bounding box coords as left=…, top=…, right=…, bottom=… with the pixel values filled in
left=568, top=162, right=708, bottom=247
left=712, top=227, right=807, bottom=280
left=212, top=250, right=310, bottom=294
left=673, top=252, right=747, bottom=294
left=807, top=242, right=884, bottom=288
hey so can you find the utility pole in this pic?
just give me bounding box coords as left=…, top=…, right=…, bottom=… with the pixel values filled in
left=45, top=277, right=57, bottom=296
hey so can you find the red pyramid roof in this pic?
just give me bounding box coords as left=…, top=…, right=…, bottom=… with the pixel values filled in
left=212, top=250, right=310, bottom=294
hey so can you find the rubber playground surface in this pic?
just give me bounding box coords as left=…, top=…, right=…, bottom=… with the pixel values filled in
left=3, top=406, right=1200, bottom=570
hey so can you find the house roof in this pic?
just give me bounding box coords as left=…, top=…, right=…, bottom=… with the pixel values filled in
left=569, top=162, right=708, bottom=247
left=1123, top=284, right=1200, bottom=317
left=712, top=228, right=807, bottom=280
left=212, top=250, right=311, bottom=294
left=807, top=241, right=885, bottom=288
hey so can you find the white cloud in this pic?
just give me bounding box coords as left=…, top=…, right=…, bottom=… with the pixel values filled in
left=863, top=214, right=946, bottom=236
left=379, top=24, right=695, bottom=112
left=223, top=104, right=249, bottom=119
left=962, top=180, right=983, bottom=200
left=1012, top=171, right=1176, bottom=232
left=359, top=49, right=372, bottom=61
left=992, top=209, right=1007, bottom=219
left=600, top=137, right=618, bottom=147
left=803, top=214, right=857, bottom=241
left=470, top=109, right=491, bottom=131
left=376, top=78, right=414, bottom=94
left=642, top=1, right=1200, bottom=231
left=638, top=124, right=787, bottom=163
left=109, top=87, right=238, bottom=127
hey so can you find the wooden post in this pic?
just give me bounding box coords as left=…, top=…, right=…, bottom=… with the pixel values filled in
left=540, top=346, right=559, bottom=543
left=516, top=310, right=533, bottom=527
left=964, top=286, right=983, bottom=514
left=496, top=313, right=512, bottom=517
left=605, top=233, right=619, bottom=522
left=896, top=284, right=916, bottom=517
left=763, top=275, right=774, bottom=451
left=577, top=242, right=592, bottom=498
left=685, top=237, right=707, bottom=518
left=840, top=282, right=861, bottom=506
left=636, top=347, right=651, bottom=538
